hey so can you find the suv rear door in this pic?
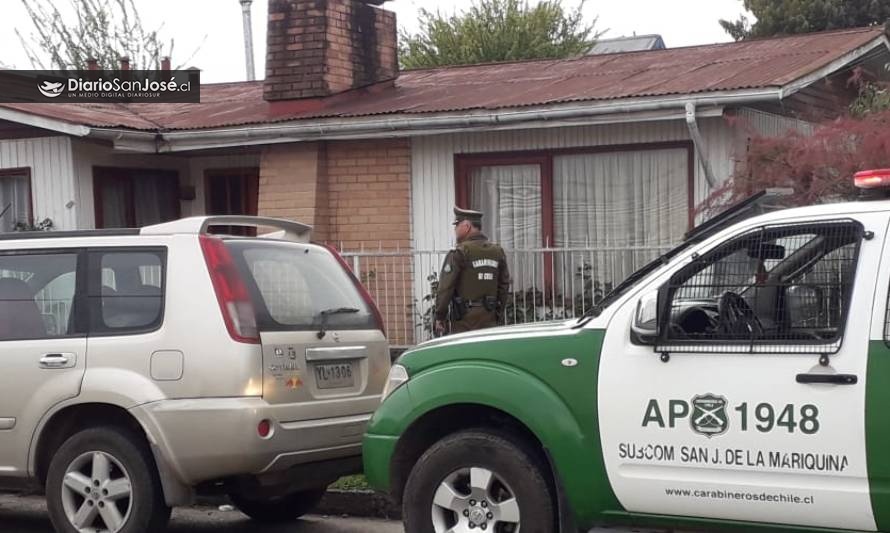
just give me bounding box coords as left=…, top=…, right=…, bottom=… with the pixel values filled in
left=226, top=240, right=389, bottom=420
left=0, top=249, right=86, bottom=475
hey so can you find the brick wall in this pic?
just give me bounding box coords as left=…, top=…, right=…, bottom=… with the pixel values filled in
left=264, top=0, right=398, bottom=101
left=257, top=139, right=415, bottom=345
left=257, top=142, right=331, bottom=241
left=325, top=139, right=410, bottom=249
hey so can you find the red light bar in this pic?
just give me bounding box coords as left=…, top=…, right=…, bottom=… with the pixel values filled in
left=854, top=169, right=890, bottom=189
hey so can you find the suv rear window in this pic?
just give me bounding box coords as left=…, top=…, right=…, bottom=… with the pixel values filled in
left=227, top=241, right=376, bottom=331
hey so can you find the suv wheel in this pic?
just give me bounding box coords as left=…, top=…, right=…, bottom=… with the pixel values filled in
left=228, top=487, right=327, bottom=523
left=46, top=427, right=171, bottom=533
left=403, top=430, right=556, bottom=533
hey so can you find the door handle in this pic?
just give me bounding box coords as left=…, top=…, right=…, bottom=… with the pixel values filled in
left=39, top=353, right=75, bottom=369
left=796, top=373, right=857, bottom=385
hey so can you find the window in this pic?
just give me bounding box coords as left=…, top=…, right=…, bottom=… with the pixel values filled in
left=0, top=252, right=79, bottom=341
left=456, top=144, right=692, bottom=251
left=93, top=167, right=180, bottom=228
left=227, top=241, right=376, bottom=331
left=89, top=250, right=166, bottom=333
left=205, top=168, right=259, bottom=236
left=658, top=220, right=862, bottom=354
left=0, top=168, right=32, bottom=233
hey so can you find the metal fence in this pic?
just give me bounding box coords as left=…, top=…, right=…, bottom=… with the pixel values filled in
left=339, top=244, right=671, bottom=347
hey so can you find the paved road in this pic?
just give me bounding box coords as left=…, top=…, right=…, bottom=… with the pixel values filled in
left=0, top=495, right=403, bottom=533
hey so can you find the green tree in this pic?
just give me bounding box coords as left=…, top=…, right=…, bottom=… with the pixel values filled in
left=720, top=0, right=890, bottom=41
left=400, top=0, right=600, bottom=69
left=16, top=0, right=200, bottom=70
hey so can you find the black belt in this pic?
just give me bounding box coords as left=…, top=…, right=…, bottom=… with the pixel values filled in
left=465, top=300, right=492, bottom=308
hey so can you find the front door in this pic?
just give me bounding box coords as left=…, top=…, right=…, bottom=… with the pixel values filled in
left=598, top=214, right=882, bottom=531
left=0, top=249, right=86, bottom=476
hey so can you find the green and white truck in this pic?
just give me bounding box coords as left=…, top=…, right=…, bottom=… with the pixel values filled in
left=364, top=171, right=890, bottom=533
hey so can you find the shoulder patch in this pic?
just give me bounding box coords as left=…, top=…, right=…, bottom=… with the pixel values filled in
left=443, top=263, right=453, bottom=273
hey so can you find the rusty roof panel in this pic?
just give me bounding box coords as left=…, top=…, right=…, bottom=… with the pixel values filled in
left=1, top=27, right=885, bottom=132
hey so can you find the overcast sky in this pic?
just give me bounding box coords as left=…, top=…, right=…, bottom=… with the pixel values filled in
left=0, top=0, right=748, bottom=83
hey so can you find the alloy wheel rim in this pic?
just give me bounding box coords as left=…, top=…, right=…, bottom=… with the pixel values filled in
left=60, top=451, right=133, bottom=533
left=431, top=466, right=520, bottom=533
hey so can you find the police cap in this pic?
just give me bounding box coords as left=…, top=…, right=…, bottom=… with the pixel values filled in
left=452, top=206, right=483, bottom=226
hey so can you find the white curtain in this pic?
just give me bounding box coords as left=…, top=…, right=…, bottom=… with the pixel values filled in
left=0, top=173, right=31, bottom=232
left=553, top=149, right=689, bottom=291
left=469, top=165, right=542, bottom=248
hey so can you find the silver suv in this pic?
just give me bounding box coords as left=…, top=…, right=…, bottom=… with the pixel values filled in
left=0, top=216, right=390, bottom=533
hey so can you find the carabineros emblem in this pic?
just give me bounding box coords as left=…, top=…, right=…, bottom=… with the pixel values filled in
left=690, top=394, right=729, bottom=438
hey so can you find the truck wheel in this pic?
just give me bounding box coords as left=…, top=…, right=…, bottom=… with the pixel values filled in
left=45, top=427, right=171, bottom=533
left=228, top=487, right=327, bottom=523
left=403, top=429, right=556, bottom=533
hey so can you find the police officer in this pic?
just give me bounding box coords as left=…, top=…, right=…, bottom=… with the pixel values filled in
left=434, top=207, right=510, bottom=335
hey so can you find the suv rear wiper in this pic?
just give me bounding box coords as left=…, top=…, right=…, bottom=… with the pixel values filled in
left=315, top=307, right=360, bottom=339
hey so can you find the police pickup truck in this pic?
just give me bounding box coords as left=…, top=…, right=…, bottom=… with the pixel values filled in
left=363, top=171, right=890, bottom=533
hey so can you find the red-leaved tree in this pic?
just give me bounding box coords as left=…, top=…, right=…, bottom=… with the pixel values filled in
left=701, top=109, right=890, bottom=215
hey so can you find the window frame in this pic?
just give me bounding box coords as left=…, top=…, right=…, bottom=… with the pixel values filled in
left=0, top=167, right=33, bottom=231
left=654, top=219, right=864, bottom=355
left=454, top=141, right=696, bottom=248
left=92, top=167, right=181, bottom=229
left=0, top=247, right=87, bottom=341
left=86, top=246, right=168, bottom=337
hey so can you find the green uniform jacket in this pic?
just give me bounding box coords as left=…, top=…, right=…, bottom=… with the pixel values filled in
left=435, top=234, right=510, bottom=332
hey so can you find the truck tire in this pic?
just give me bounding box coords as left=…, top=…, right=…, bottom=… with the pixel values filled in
left=403, top=429, right=556, bottom=533
left=229, top=487, right=327, bottom=523
left=46, top=427, right=171, bottom=533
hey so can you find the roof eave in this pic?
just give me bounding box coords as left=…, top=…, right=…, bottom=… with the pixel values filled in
left=153, top=87, right=782, bottom=153
left=0, top=106, right=91, bottom=137
left=780, top=33, right=890, bottom=98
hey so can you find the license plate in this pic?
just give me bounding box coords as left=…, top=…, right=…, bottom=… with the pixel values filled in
left=314, top=362, right=356, bottom=390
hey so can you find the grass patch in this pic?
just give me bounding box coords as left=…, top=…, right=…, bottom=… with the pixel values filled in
left=330, top=475, right=370, bottom=491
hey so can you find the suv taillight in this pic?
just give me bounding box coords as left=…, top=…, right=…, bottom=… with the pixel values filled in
left=200, top=235, right=260, bottom=344
left=321, top=244, right=387, bottom=338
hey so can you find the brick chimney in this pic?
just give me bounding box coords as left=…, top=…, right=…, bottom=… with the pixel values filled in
left=264, top=0, right=398, bottom=101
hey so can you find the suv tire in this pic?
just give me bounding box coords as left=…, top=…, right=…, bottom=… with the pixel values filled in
left=229, top=487, right=327, bottom=523
left=45, top=427, right=171, bottom=533
left=403, top=429, right=556, bottom=533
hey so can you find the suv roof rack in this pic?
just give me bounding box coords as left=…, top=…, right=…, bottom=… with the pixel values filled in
left=141, top=216, right=312, bottom=243
left=0, top=229, right=140, bottom=241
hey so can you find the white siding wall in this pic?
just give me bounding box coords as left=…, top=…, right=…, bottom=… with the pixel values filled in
left=0, top=137, right=78, bottom=230
left=736, top=107, right=815, bottom=137
left=411, top=117, right=739, bottom=252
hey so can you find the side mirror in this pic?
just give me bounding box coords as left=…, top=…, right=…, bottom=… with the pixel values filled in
left=785, top=285, right=824, bottom=326
left=631, top=291, right=659, bottom=344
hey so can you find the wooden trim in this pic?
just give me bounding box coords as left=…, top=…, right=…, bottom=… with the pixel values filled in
left=0, top=167, right=33, bottom=227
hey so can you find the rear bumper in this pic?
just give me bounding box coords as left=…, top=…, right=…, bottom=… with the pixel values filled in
left=131, top=397, right=371, bottom=486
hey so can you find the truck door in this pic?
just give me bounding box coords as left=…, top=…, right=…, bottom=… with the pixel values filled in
left=598, top=214, right=882, bottom=531
left=865, top=214, right=890, bottom=533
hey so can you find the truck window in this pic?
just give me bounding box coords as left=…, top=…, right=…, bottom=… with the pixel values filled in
left=659, top=220, right=861, bottom=353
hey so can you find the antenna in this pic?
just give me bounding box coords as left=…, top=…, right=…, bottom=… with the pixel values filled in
left=239, top=0, right=256, bottom=81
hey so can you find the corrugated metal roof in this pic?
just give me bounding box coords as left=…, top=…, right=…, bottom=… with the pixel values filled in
left=2, top=27, right=885, bottom=132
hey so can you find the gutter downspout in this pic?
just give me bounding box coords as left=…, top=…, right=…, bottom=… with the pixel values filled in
left=685, top=102, right=718, bottom=189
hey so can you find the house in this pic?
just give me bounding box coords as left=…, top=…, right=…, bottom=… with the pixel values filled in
left=0, top=0, right=888, bottom=345
left=588, top=34, right=666, bottom=54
